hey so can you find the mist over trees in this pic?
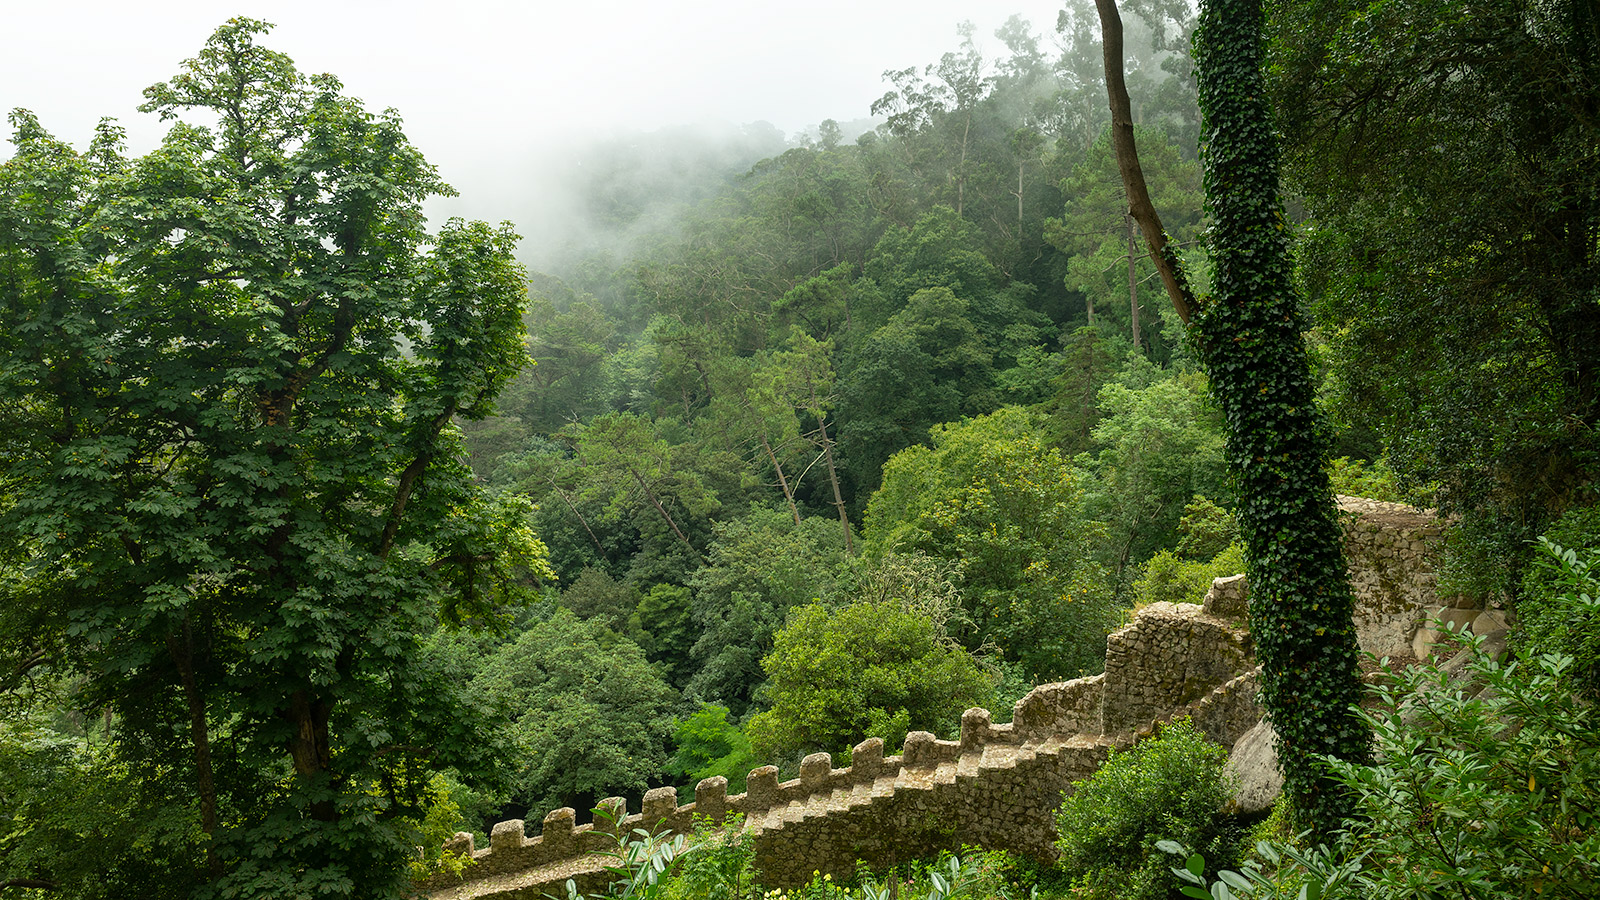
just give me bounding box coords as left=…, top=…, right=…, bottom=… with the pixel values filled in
left=5, top=0, right=1599, bottom=895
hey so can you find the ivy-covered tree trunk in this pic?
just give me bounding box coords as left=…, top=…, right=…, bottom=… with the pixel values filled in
left=1094, top=0, right=1369, bottom=836
left=1190, top=0, right=1369, bottom=834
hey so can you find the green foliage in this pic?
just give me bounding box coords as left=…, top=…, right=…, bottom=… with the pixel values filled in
left=405, top=774, right=476, bottom=883
left=1191, top=0, right=1368, bottom=836
left=1134, top=542, right=1246, bottom=611
left=1085, top=372, right=1230, bottom=594
left=836, top=285, right=999, bottom=500
left=1, top=19, right=545, bottom=896
left=469, top=608, right=677, bottom=814
left=0, top=717, right=208, bottom=898
left=1164, top=562, right=1600, bottom=900
left=863, top=407, right=1117, bottom=679
left=656, top=819, right=756, bottom=900
left=1324, top=458, right=1410, bottom=506
left=685, top=510, right=850, bottom=716
left=1132, top=496, right=1245, bottom=610
left=1055, top=718, right=1240, bottom=900
left=1521, top=529, right=1600, bottom=701
left=636, top=584, right=698, bottom=689
left=1275, top=0, right=1600, bottom=589
left=745, top=598, right=993, bottom=759
left=666, top=704, right=758, bottom=795
left=1324, top=626, right=1600, bottom=897
left=562, top=568, right=643, bottom=636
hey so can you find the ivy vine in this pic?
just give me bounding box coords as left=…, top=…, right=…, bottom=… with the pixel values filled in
left=1192, top=0, right=1370, bottom=836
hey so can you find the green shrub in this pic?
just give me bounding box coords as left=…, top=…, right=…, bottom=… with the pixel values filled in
left=1326, top=457, right=1415, bottom=504
left=744, top=599, right=993, bottom=759
left=1132, top=542, right=1245, bottom=610
left=667, top=704, right=759, bottom=795
left=1520, top=505, right=1600, bottom=699
left=1164, top=596, right=1600, bottom=899
left=1055, top=718, right=1240, bottom=900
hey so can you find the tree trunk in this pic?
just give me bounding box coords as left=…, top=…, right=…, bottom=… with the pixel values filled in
left=1094, top=0, right=1197, bottom=323
left=1127, top=214, right=1141, bottom=350
left=551, top=480, right=606, bottom=554
left=1097, top=0, right=1368, bottom=837
left=802, top=376, right=853, bottom=555
left=762, top=434, right=803, bottom=526
left=628, top=466, right=700, bottom=558
left=285, top=689, right=335, bottom=821
left=814, top=413, right=853, bottom=555
left=168, top=624, right=223, bottom=877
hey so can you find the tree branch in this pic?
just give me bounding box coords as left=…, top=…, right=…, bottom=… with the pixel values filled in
left=0, top=879, right=58, bottom=892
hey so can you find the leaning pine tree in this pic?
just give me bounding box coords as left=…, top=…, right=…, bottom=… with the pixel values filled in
left=1093, top=0, right=1370, bottom=836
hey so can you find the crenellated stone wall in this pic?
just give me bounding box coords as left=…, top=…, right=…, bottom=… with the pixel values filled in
left=423, top=496, right=1449, bottom=899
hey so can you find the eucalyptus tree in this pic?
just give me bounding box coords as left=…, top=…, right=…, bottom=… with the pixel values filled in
left=0, top=19, right=547, bottom=896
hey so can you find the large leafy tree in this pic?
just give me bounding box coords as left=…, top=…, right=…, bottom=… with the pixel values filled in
left=0, top=19, right=547, bottom=896
left=862, top=407, right=1116, bottom=679
left=468, top=609, right=676, bottom=816
left=1272, top=0, right=1600, bottom=591
left=744, top=597, right=993, bottom=759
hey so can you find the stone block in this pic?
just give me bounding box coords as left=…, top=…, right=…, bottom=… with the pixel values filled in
left=800, top=752, right=833, bottom=788
left=490, top=818, right=526, bottom=854
left=641, top=786, right=678, bottom=824
left=902, top=731, right=937, bottom=768
left=1412, top=607, right=1480, bottom=660
left=1203, top=574, right=1250, bottom=618
left=851, top=737, right=884, bottom=780
left=540, top=808, right=576, bottom=855
left=1225, top=720, right=1282, bottom=814
left=960, top=707, right=991, bottom=750
left=693, top=776, right=728, bottom=823
left=744, top=766, right=780, bottom=808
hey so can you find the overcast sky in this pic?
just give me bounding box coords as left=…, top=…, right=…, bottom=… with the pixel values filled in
left=4, top=0, right=1071, bottom=244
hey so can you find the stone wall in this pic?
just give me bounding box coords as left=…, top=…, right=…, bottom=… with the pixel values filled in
left=423, top=496, right=1452, bottom=898
left=1100, top=601, right=1254, bottom=736
left=1337, top=495, right=1457, bottom=657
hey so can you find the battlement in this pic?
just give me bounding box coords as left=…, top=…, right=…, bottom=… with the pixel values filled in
left=423, top=496, right=1448, bottom=899
left=428, top=685, right=1089, bottom=885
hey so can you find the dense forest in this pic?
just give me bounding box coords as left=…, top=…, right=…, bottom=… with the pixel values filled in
left=2, top=0, right=1598, bottom=897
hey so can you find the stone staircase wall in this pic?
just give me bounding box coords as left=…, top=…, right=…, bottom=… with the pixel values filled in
left=423, top=496, right=1448, bottom=898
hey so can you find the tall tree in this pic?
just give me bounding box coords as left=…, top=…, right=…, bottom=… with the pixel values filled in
left=0, top=20, right=548, bottom=895
left=1094, top=0, right=1368, bottom=835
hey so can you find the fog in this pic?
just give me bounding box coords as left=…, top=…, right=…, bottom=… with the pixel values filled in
left=3, top=0, right=1070, bottom=267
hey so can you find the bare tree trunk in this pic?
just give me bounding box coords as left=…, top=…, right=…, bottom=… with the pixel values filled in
left=762, top=434, right=803, bottom=526
left=813, top=413, right=853, bottom=555
left=551, top=481, right=606, bottom=554
left=628, top=466, right=700, bottom=558
left=801, top=374, right=853, bottom=554
left=1095, top=0, right=1197, bottom=323
left=1128, top=214, right=1141, bottom=349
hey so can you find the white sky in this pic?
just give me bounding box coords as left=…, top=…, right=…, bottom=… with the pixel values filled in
left=3, top=0, right=1071, bottom=242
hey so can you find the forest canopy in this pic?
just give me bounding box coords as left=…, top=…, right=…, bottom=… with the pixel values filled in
left=3, top=0, right=1597, bottom=895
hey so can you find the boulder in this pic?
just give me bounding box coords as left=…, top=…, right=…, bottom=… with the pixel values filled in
left=1225, top=719, right=1283, bottom=814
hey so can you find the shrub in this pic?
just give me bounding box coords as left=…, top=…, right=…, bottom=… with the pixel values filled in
left=1055, top=718, right=1240, bottom=900
left=1132, top=542, right=1245, bottom=610
left=1520, top=505, right=1600, bottom=700
left=666, top=704, right=759, bottom=794
left=744, top=599, right=993, bottom=759
left=1165, top=590, right=1600, bottom=899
